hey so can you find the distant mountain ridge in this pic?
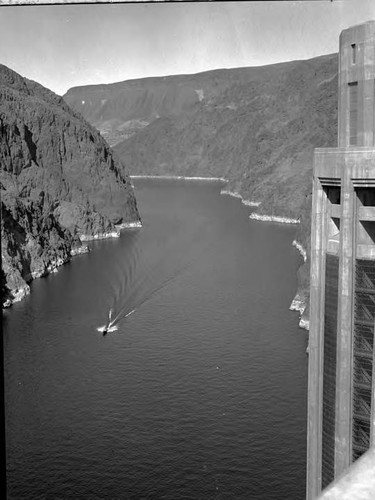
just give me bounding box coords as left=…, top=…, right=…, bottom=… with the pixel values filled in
left=65, top=54, right=338, bottom=323
left=64, top=60, right=326, bottom=147
left=1, top=64, right=140, bottom=306
left=65, top=76, right=201, bottom=146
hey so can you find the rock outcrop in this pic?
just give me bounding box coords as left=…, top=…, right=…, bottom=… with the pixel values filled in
left=1, top=64, right=140, bottom=307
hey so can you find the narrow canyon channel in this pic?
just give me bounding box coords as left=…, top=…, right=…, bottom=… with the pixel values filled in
left=4, top=179, right=308, bottom=499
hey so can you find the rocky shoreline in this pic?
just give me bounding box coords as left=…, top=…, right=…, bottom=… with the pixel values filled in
left=229, top=199, right=309, bottom=329
left=2, top=284, right=30, bottom=309
left=2, top=222, right=142, bottom=309
left=79, top=230, right=121, bottom=242
left=79, top=220, right=142, bottom=241
left=3, top=245, right=89, bottom=309
left=70, top=245, right=90, bottom=257
left=220, top=189, right=261, bottom=207
left=292, top=240, right=307, bottom=262
left=249, top=214, right=309, bottom=329
left=116, top=221, right=143, bottom=229
left=289, top=294, right=310, bottom=331
left=130, top=175, right=227, bottom=182
left=249, top=213, right=300, bottom=224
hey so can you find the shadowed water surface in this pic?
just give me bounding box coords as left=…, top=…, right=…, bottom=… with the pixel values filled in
left=4, top=179, right=308, bottom=499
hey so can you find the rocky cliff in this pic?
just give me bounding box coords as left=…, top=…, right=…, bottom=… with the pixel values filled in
left=65, top=54, right=339, bottom=324
left=1, top=64, right=140, bottom=307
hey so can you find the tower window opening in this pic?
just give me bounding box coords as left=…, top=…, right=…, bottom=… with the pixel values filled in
left=324, top=186, right=341, bottom=204
left=351, top=44, right=356, bottom=64
left=349, top=82, right=358, bottom=146
left=356, top=187, right=375, bottom=207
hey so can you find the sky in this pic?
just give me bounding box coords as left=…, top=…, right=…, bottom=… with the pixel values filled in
left=0, top=0, right=375, bottom=96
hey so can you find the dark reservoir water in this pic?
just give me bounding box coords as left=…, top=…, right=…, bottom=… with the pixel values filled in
left=4, top=179, right=308, bottom=499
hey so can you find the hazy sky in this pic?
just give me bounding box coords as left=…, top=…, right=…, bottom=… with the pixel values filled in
left=1, top=1, right=375, bottom=95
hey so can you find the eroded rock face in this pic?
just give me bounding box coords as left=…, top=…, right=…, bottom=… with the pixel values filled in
left=0, top=64, right=140, bottom=306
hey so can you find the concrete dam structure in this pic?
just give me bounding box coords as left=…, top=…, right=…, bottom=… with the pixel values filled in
left=307, top=21, right=375, bottom=499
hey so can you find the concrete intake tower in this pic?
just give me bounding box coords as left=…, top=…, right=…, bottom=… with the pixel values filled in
left=307, top=20, right=375, bottom=499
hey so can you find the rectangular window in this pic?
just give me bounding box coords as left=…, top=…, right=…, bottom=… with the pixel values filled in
left=349, top=82, right=358, bottom=146
left=351, top=44, right=356, bottom=64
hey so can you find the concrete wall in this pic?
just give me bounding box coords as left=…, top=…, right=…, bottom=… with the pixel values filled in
left=317, top=446, right=375, bottom=500
left=339, top=22, right=375, bottom=147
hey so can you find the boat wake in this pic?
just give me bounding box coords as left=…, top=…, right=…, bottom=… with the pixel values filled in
left=96, top=212, right=215, bottom=333
left=96, top=308, right=119, bottom=333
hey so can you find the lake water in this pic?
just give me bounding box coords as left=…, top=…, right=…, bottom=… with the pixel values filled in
left=4, top=179, right=308, bottom=499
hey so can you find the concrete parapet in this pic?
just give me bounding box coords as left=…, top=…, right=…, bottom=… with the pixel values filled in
left=317, top=446, right=375, bottom=500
